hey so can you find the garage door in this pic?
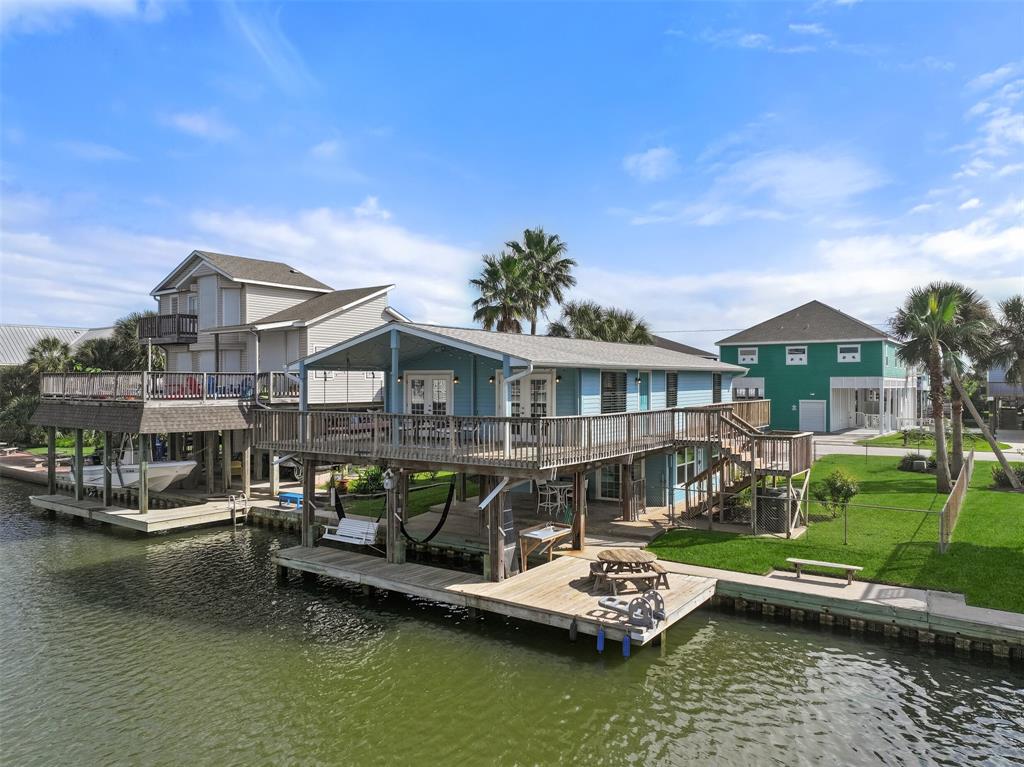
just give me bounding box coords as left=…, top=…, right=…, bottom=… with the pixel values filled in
left=799, top=400, right=826, bottom=432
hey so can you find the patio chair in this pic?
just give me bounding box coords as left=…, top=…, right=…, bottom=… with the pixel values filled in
left=536, top=480, right=560, bottom=518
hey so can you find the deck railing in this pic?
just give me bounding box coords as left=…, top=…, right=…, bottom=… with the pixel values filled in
left=40, top=371, right=262, bottom=402
left=256, top=371, right=301, bottom=403
left=252, top=400, right=812, bottom=475
left=137, top=313, right=198, bottom=342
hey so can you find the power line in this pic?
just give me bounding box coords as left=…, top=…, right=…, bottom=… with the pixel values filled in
left=654, top=322, right=891, bottom=333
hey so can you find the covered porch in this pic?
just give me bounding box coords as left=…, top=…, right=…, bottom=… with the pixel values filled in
left=830, top=375, right=921, bottom=434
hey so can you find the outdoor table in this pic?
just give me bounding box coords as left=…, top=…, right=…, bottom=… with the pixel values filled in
left=595, top=548, right=661, bottom=594
left=517, top=522, right=573, bottom=572
left=547, top=479, right=573, bottom=518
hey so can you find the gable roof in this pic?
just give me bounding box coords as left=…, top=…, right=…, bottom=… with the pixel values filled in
left=242, top=285, right=394, bottom=329
left=717, top=300, right=890, bottom=346
left=0, top=324, right=114, bottom=366
left=152, top=250, right=332, bottom=294
left=304, top=321, right=746, bottom=373
left=652, top=335, right=717, bottom=359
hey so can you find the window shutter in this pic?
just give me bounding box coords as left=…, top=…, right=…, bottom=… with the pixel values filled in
left=712, top=373, right=722, bottom=403
left=600, top=371, right=627, bottom=413
left=666, top=372, right=678, bottom=408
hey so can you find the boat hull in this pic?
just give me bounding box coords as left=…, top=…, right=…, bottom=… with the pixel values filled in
left=82, top=461, right=197, bottom=493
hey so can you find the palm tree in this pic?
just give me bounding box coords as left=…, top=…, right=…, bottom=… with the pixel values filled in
left=470, top=252, right=531, bottom=333
left=891, top=288, right=958, bottom=492
left=988, top=295, right=1024, bottom=389
left=548, top=300, right=653, bottom=344
left=26, top=336, right=73, bottom=375
left=505, top=228, right=576, bottom=334
left=112, top=311, right=164, bottom=370
left=926, top=282, right=994, bottom=478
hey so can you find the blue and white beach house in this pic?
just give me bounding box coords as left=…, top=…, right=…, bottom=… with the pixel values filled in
left=255, top=323, right=812, bottom=579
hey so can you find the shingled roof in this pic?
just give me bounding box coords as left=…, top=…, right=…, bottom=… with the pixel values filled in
left=153, top=250, right=332, bottom=294
left=651, top=335, right=718, bottom=359
left=250, top=285, right=393, bottom=327
left=717, top=301, right=890, bottom=346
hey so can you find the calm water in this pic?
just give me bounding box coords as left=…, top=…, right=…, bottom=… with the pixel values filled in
left=1, top=480, right=1021, bottom=767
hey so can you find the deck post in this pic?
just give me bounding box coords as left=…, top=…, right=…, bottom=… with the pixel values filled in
left=46, top=426, right=57, bottom=496
left=750, top=439, right=758, bottom=534
left=222, top=430, right=232, bottom=492
left=486, top=475, right=506, bottom=582
left=138, top=434, right=150, bottom=515
left=571, top=470, right=586, bottom=550
left=502, top=355, right=512, bottom=460
left=301, top=458, right=316, bottom=547
left=456, top=472, right=467, bottom=502
left=241, top=431, right=251, bottom=499
left=385, top=468, right=405, bottom=564
left=102, top=431, right=113, bottom=507
left=254, top=447, right=265, bottom=481
left=73, top=428, right=84, bottom=501
left=269, top=453, right=280, bottom=498
left=619, top=463, right=632, bottom=522
left=204, top=431, right=216, bottom=495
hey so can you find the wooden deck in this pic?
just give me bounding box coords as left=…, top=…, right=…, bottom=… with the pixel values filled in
left=274, top=545, right=717, bottom=646
left=29, top=494, right=246, bottom=533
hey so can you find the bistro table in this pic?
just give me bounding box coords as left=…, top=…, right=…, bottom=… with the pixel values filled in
left=594, top=548, right=666, bottom=594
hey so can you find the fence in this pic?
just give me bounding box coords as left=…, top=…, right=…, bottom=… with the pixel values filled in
left=938, top=450, right=975, bottom=553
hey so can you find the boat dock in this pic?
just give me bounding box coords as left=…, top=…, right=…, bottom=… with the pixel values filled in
left=274, top=545, right=717, bottom=647
left=28, top=493, right=251, bottom=533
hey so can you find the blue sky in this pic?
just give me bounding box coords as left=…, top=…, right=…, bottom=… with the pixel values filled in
left=1, top=0, right=1022, bottom=350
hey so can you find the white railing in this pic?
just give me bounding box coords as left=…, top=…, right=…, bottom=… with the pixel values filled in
left=40, top=371, right=263, bottom=402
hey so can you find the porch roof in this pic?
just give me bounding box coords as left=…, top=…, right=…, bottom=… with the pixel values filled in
left=302, top=322, right=748, bottom=373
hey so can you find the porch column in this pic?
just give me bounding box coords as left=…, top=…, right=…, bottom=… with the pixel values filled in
left=619, top=463, right=632, bottom=522
left=301, top=458, right=316, bottom=547
left=666, top=455, right=676, bottom=525
left=138, top=434, right=149, bottom=515
left=221, top=430, right=232, bottom=492
left=389, top=329, right=400, bottom=413
left=46, top=426, right=56, bottom=496
left=486, top=475, right=507, bottom=582
left=502, top=355, right=512, bottom=459
left=269, top=453, right=280, bottom=498
left=455, top=473, right=467, bottom=502
left=571, top=470, right=586, bottom=550
left=240, top=431, right=251, bottom=498
left=254, top=448, right=265, bottom=481
left=878, top=383, right=886, bottom=435
left=214, top=334, right=221, bottom=373
left=102, top=431, right=113, bottom=507
left=204, top=431, right=216, bottom=495
left=74, top=428, right=84, bottom=502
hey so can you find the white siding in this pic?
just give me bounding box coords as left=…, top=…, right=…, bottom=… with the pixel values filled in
left=304, top=296, right=389, bottom=404
left=244, top=284, right=320, bottom=324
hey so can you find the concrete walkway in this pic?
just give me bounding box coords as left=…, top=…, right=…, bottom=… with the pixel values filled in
left=813, top=428, right=1024, bottom=463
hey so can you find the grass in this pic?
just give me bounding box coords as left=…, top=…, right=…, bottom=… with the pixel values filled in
left=26, top=445, right=97, bottom=457
left=856, top=433, right=1014, bottom=453
left=343, top=474, right=479, bottom=520
left=649, top=454, right=1024, bottom=613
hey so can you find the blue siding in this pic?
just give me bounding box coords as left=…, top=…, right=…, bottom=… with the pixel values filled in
left=626, top=369, right=639, bottom=411
left=650, top=371, right=667, bottom=410
left=555, top=368, right=579, bottom=416
left=677, top=371, right=714, bottom=406
left=580, top=369, right=601, bottom=415
left=721, top=373, right=734, bottom=403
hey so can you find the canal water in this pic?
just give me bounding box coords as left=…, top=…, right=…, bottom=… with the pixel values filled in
left=1, top=479, right=1021, bottom=767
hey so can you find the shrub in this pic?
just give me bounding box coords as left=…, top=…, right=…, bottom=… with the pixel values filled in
left=898, top=452, right=930, bottom=472
left=811, top=469, right=859, bottom=518
left=991, top=463, right=1024, bottom=489
left=348, top=465, right=385, bottom=495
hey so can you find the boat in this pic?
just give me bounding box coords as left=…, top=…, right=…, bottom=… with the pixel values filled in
left=81, top=437, right=197, bottom=493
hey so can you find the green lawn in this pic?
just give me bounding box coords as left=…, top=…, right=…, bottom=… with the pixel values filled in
left=856, top=433, right=1014, bottom=453
left=26, top=445, right=97, bottom=457
left=649, top=455, right=1024, bottom=613
left=343, top=476, right=478, bottom=520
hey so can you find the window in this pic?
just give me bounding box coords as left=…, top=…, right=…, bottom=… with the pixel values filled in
left=666, top=372, right=678, bottom=408
left=837, top=344, right=861, bottom=363
left=675, top=448, right=697, bottom=486
left=169, top=295, right=178, bottom=315
left=738, top=347, right=758, bottom=364
left=734, top=387, right=762, bottom=400
left=600, top=371, right=627, bottom=413
left=187, top=293, right=198, bottom=315
left=712, top=373, right=722, bottom=403
left=786, top=346, right=808, bottom=365
left=221, top=288, right=241, bottom=326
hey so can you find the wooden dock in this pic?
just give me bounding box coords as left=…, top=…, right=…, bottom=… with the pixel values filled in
left=274, top=545, right=717, bottom=647
left=29, top=494, right=247, bottom=533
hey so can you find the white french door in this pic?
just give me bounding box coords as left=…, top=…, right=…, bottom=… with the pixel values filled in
left=497, top=370, right=555, bottom=419
left=404, top=371, right=452, bottom=416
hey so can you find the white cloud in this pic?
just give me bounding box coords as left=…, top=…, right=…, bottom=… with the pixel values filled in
left=698, top=27, right=815, bottom=55
left=162, top=111, right=236, bottom=141
left=58, top=140, right=133, bottom=161
left=219, top=1, right=317, bottom=95
left=997, top=162, right=1024, bottom=177
left=310, top=139, right=341, bottom=159
left=0, top=0, right=166, bottom=33
left=908, top=203, right=935, bottom=215
left=789, top=23, right=828, bottom=36
left=622, top=147, right=679, bottom=182
left=959, top=197, right=982, bottom=210
left=352, top=196, right=391, bottom=220
left=967, top=62, right=1021, bottom=92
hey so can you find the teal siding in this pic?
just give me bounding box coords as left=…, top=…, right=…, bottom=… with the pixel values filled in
left=626, top=369, right=639, bottom=411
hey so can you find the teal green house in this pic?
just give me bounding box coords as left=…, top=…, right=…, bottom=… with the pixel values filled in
left=717, top=301, right=925, bottom=434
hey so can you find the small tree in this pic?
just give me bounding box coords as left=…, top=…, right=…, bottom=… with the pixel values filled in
left=812, top=469, right=860, bottom=545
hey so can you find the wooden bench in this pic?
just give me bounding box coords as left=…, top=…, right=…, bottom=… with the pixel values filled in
left=322, top=518, right=380, bottom=547
left=605, top=571, right=659, bottom=595
left=786, top=557, right=864, bottom=585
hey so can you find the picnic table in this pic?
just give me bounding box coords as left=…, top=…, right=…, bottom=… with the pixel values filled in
left=593, top=548, right=668, bottom=594
left=517, top=522, right=573, bottom=572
